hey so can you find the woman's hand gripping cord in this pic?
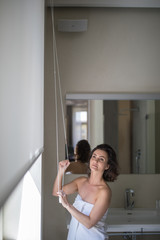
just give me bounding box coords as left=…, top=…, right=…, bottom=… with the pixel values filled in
left=57, top=190, right=70, bottom=208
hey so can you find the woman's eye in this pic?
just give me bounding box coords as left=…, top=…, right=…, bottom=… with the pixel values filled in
left=100, top=158, right=105, bottom=162
left=92, top=155, right=96, bottom=158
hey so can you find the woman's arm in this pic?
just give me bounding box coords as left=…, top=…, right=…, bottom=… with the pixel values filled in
left=52, top=160, right=70, bottom=196
left=52, top=160, right=85, bottom=196
left=58, top=187, right=111, bottom=229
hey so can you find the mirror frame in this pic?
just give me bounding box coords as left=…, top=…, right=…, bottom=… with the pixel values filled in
left=66, top=93, right=160, bottom=101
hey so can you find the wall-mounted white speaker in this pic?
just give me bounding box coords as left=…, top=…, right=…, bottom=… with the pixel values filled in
left=57, top=19, right=88, bottom=32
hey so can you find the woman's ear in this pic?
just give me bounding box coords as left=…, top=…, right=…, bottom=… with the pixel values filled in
left=105, top=164, right=110, bottom=170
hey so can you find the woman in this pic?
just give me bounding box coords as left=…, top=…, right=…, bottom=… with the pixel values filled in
left=66, top=139, right=91, bottom=174
left=52, top=144, right=119, bottom=240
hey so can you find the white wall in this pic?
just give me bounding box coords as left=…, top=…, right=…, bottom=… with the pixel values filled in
left=3, top=181, right=23, bottom=239
left=0, top=210, right=2, bottom=240
left=2, top=156, right=42, bottom=240
left=0, top=0, right=44, bottom=207
left=44, top=7, right=160, bottom=240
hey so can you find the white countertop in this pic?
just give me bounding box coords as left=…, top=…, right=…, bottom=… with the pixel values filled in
left=107, top=208, right=160, bottom=233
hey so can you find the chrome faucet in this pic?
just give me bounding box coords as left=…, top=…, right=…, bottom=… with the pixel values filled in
left=125, top=188, right=135, bottom=210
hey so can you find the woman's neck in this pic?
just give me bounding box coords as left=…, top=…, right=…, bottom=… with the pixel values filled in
left=88, top=172, right=104, bottom=186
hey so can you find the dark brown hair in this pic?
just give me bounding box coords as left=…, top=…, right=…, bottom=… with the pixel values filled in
left=76, top=139, right=91, bottom=163
left=88, top=144, right=119, bottom=182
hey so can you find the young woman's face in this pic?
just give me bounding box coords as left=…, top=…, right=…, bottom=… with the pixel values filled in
left=90, top=149, right=109, bottom=172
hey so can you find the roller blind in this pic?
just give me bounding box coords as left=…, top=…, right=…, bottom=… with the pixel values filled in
left=0, top=0, right=44, bottom=207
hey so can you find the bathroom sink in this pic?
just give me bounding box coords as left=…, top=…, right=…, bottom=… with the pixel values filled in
left=107, top=208, right=160, bottom=232
left=108, top=208, right=157, bottom=221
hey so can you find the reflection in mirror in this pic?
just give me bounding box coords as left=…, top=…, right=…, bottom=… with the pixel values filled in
left=66, top=101, right=90, bottom=174
left=66, top=96, right=160, bottom=174
left=66, top=139, right=91, bottom=175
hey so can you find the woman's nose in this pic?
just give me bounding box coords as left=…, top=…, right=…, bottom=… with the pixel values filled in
left=94, top=157, right=99, bottom=162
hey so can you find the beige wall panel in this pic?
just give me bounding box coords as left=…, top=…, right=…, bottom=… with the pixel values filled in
left=43, top=7, right=160, bottom=240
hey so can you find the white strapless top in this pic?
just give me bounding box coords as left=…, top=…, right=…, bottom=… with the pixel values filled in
left=67, top=194, right=108, bottom=240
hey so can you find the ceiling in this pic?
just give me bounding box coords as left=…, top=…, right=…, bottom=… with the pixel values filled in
left=47, top=0, right=160, bottom=8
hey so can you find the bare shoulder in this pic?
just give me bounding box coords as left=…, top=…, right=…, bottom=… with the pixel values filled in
left=98, top=184, right=112, bottom=201
left=74, top=176, right=88, bottom=184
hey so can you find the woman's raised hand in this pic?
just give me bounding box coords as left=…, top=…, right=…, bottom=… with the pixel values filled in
left=59, top=160, right=70, bottom=172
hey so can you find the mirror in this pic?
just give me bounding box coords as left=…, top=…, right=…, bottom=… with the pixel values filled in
left=66, top=93, right=160, bottom=174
